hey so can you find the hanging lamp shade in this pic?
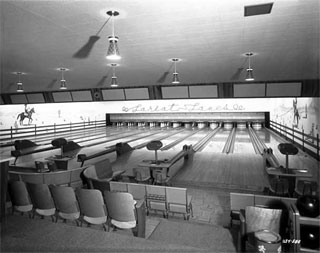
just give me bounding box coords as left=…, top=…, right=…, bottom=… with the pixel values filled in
left=171, top=58, right=180, bottom=84
left=107, top=36, right=121, bottom=60
left=17, top=82, right=24, bottom=92
left=110, top=63, right=118, bottom=87
left=172, top=72, right=180, bottom=84
left=16, top=72, right=24, bottom=92
left=245, top=68, right=254, bottom=81
left=245, top=52, right=254, bottom=81
left=111, top=76, right=118, bottom=87
left=59, top=68, right=67, bottom=89
left=106, top=10, right=121, bottom=60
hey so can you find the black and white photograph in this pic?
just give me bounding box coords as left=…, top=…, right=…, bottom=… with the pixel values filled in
left=0, top=1, right=319, bottom=252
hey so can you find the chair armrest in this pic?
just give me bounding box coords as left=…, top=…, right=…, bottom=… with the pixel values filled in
left=133, top=199, right=146, bottom=238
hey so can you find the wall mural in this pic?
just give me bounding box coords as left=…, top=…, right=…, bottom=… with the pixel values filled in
left=270, top=97, right=320, bottom=141
left=0, top=98, right=319, bottom=142
left=16, top=104, right=35, bottom=125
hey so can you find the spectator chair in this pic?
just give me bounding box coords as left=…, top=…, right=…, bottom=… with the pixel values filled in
left=26, top=182, right=56, bottom=221
left=104, top=191, right=146, bottom=238
left=133, top=167, right=152, bottom=184
left=8, top=181, right=33, bottom=218
left=145, top=184, right=167, bottom=218
left=76, top=188, right=108, bottom=231
left=49, top=185, right=80, bottom=226
left=165, top=186, right=193, bottom=220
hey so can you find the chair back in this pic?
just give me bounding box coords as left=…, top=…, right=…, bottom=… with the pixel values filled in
left=50, top=185, right=79, bottom=214
left=91, top=178, right=111, bottom=193
left=146, top=184, right=166, bottom=197
left=153, top=169, right=167, bottom=184
left=245, top=206, right=282, bottom=234
left=76, top=189, right=107, bottom=218
left=94, top=158, right=112, bottom=179
left=166, top=187, right=187, bottom=205
left=27, top=182, right=55, bottom=210
left=8, top=181, right=32, bottom=207
left=83, top=165, right=98, bottom=180
left=133, top=167, right=150, bottom=180
left=296, top=179, right=318, bottom=196
left=104, top=191, right=136, bottom=222
left=127, top=183, right=146, bottom=200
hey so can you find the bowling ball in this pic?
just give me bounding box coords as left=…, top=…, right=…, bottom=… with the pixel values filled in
left=296, top=195, right=320, bottom=218
left=300, top=225, right=320, bottom=249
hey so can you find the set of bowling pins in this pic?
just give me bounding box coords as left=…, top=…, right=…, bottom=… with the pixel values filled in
left=160, top=122, right=170, bottom=128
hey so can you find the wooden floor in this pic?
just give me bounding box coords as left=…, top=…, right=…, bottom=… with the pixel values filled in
left=111, top=150, right=268, bottom=192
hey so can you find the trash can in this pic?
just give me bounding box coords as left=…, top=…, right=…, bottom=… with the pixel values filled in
left=254, top=229, right=282, bottom=253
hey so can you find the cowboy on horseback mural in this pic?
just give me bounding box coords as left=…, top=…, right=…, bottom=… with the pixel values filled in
left=17, top=104, right=35, bottom=125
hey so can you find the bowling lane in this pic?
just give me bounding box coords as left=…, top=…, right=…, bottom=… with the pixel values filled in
left=233, top=129, right=255, bottom=154
left=163, top=128, right=212, bottom=152
left=201, top=128, right=231, bottom=152
left=159, top=129, right=200, bottom=149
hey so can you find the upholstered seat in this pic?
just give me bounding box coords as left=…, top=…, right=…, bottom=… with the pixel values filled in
left=104, top=191, right=146, bottom=237
left=76, top=188, right=108, bottom=231
left=8, top=181, right=33, bottom=217
left=83, top=158, right=124, bottom=189
left=49, top=185, right=80, bottom=225
left=26, top=182, right=56, bottom=221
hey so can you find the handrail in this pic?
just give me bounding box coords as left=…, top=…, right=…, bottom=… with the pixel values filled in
left=0, top=119, right=106, bottom=147
left=270, top=120, right=319, bottom=161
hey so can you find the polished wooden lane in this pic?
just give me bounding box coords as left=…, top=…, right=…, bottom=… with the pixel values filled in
left=171, top=152, right=267, bottom=192
left=111, top=148, right=267, bottom=192
left=201, top=128, right=232, bottom=153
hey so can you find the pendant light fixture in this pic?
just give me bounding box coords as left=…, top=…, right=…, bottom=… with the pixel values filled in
left=171, top=58, right=180, bottom=84
left=106, top=10, right=121, bottom=60
left=110, top=63, right=118, bottom=87
left=59, top=68, right=67, bottom=90
left=245, top=52, right=254, bottom=81
left=16, top=72, right=24, bottom=92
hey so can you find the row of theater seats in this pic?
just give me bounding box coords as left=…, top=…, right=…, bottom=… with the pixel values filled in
left=7, top=181, right=146, bottom=238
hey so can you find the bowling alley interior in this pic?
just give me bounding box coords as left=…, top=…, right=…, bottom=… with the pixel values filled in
left=0, top=1, right=319, bottom=252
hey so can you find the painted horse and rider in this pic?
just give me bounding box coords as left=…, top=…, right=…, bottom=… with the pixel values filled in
left=17, top=104, right=35, bottom=125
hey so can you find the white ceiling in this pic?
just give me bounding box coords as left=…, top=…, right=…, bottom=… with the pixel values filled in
left=1, top=0, right=319, bottom=93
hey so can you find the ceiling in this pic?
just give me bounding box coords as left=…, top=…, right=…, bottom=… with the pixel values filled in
left=1, top=0, right=319, bottom=93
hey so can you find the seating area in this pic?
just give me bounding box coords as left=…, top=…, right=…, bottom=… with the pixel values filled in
left=109, top=181, right=193, bottom=220
left=7, top=181, right=146, bottom=238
